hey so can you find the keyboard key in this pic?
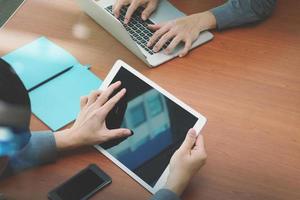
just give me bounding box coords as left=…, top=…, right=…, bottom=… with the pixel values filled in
left=133, top=32, right=138, bottom=38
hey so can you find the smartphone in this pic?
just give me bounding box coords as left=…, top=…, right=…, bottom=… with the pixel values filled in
left=48, top=164, right=112, bottom=200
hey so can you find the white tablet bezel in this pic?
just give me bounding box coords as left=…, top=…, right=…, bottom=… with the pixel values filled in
left=95, top=59, right=207, bottom=193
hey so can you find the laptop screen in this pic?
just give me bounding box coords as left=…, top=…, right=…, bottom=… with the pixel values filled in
left=101, top=66, right=198, bottom=187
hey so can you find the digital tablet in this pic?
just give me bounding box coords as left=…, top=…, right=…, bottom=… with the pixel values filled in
left=95, top=60, right=206, bottom=193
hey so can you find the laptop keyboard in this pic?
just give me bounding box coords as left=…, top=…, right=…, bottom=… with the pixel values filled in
left=105, top=5, right=171, bottom=55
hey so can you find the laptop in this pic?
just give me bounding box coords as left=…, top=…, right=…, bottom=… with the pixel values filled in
left=0, top=0, right=26, bottom=28
left=76, top=0, right=214, bottom=67
left=95, top=59, right=207, bottom=193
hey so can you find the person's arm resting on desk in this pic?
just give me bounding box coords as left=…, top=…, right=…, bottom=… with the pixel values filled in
left=211, top=0, right=277, bottom=30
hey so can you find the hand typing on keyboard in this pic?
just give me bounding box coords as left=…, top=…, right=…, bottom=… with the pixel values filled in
left=147, top=12, right=217, bottom=57
left=106, top=5, right=171, bottom=55
left=113, top=0, right=159, bottom=24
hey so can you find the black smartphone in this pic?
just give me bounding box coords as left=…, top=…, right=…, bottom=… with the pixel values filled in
left=48, top=164, right=112, bottom=200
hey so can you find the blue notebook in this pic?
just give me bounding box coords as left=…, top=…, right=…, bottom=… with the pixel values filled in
left=2, top=37, right=102, bottom=130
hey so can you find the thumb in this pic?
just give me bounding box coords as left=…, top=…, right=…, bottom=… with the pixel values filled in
left=180, top=128, right=197, bottom=151
left=101, top=129, right=133, bottom=149
left=106, top=128, right=132, bottom=140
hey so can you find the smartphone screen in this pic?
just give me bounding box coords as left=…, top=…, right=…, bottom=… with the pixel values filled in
left=48, top=164, right=111, bottom=200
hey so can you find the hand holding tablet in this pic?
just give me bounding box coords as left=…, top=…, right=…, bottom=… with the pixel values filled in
left=166, top=129, right=207, bottom=196
left=96, top=59, right=207, bottom=193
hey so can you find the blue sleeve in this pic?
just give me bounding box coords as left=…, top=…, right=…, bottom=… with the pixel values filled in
left=149, top=189, right=181, bottom=200
left=211, top=0, right=277, bottom=30
left=7, top=131, right=57, bottom=173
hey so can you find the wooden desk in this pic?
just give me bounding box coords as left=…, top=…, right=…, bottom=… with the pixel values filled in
left=0, top=0, right=300, bottom=199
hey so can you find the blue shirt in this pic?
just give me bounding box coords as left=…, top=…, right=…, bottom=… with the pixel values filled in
left=211, top=0, right=276, bottom=30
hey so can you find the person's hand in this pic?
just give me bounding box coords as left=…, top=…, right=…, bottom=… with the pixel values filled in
left=165, top=128, right=207, bottom=196
left=147, top=11, right=216, bottom=57
left=54, top=81, right=132, bottom=151
left=113, top=0, right=159, bottom=23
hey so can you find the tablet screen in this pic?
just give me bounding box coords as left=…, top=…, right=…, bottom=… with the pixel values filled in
left=101, top=66, right=198, bottom=187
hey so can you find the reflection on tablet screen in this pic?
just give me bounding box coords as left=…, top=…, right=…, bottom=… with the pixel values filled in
left=102, top=66, right=198, bottom=187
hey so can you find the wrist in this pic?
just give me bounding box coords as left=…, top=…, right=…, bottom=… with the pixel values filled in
left=54, top=128, right=80, bottom=151
left=164, top=174, right=191, bottom=196
left=195, top=11, right=217, bottom=32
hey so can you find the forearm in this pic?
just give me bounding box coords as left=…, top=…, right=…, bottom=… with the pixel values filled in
left=7, top=131, right=57, bottom=174
left=211, top=0, right=277, bottom=30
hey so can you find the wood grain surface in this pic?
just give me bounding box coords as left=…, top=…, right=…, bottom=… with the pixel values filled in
left=0, top=0, right=299, bottom=199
